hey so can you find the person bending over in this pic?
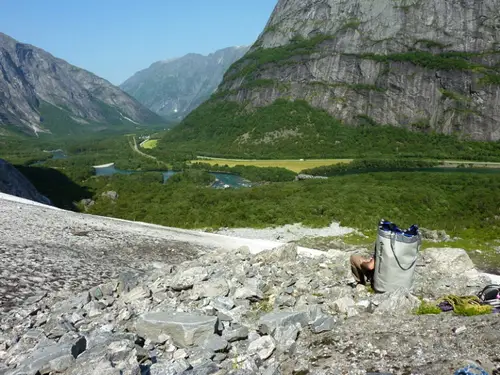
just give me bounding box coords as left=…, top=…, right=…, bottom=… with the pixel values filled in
left=350, top=253, right=375, bottom=285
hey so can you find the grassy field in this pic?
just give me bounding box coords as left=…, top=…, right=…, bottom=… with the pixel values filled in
left=193, top=158, right=352, bottom=173
left=141, top=139, right=158, bottom=149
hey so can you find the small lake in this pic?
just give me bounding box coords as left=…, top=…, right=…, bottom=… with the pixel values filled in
left=31, top=150, right=68, bottom=165
left=94, top=164, right=253, bottom=189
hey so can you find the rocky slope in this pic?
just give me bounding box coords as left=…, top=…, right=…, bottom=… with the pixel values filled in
left=0, top=159, right=51, bottom=204
left=1, top=194, right=500, bottom=374
left=121, top=46, right=249, bottom=121
left=0, top=33, right=165, bottom=136
left=181, top=0, right=500, bottom=143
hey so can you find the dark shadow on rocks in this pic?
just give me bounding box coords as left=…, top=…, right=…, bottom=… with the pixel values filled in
left=15, top=165, right=92, bottom=211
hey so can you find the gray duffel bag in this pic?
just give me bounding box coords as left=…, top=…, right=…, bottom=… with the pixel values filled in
left=373, top=220, right=421, bottom=293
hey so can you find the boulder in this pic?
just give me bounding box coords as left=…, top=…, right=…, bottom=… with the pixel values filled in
left=171, top=267, right=209, bottom=291
left=258, top=311, right=308, bottom=335
left=122, top=285, right=151, bottom=304
left=310, top=315, right=337, bottom=333
left=254, top=243, right=298, bottom=263
left=192, top=278, right=229, bottom=298
left=135, top=312, right=217, bottom=347
left=149, top=359, right=191, bottom=375
left=211, top=296, right=235, bottom=311
left=414, top=248, right=489, bottom=297
left=222, top=325, right=249, bottom=342
left=371, top=288, right=420, bottom=316
left=330, top=296, right=356, bottom=314
left=200, top=335, right=229, bottom=353
left=233, top=285, right=263, bottom=301
left=247, top=336, right=276, bottom=360
left=273, top=324, right=299, bottom=352
left=422, top=248, right=475, bottom=275
left=6, top=336, right=86, bottom=375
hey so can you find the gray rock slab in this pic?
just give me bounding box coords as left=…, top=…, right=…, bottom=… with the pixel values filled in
left=273, top=324, right=299, bottom=352
left=371, top=288, right=420, bottom=316
left=258, top=311, right=307, bottom=335
left=193, top=278, right=229, bottom=298
left=182, top=362, right=221, bottom=375
left=222, top=325, right=249, bottom=342
left=136, top=312, right=217, bottom=347
left=171, top=267, right=209, bottom=291
left=310, top=315, right=337, bottom=333
left=149, top=358, right=192, bottom=375
left=247, top=336, right=276, bottom=360
left=211, top=296, right=235, bottom=311
left=200, top=334, right=229, bottom=353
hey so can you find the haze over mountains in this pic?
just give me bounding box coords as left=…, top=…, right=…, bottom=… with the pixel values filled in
left=0, top=32, right=164, bottom=137
left=121, top=46, right=249, bottom=121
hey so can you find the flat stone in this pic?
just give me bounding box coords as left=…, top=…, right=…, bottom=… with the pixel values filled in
left=173, top=348, right=188, bottom=360
left=222, top=325, right=249, bottom=342
left=211, top=296, right=235, bottom=311
left=193, top=278, right=229, bottom=298
left=11, top=342, right=74, bottom=374
left=24, top=292, right=47, bottom=305
left=331, top=296, right=356, bottom=314
left=171, top=267, right=209, bottom=291
left=276, top=294, right=296, bottom=308
left=258, top=311, right=308, bottom=335
left=69, top=312, right=84, bottom=325
left=247, top=336, right=276, bottom=360
left=248, top=331, right=261, bottom=343
left=83, top=301, right=104, bottom=318
left=183, top=362, right=220, bottom=375
left=116, top=271, right=141, bottom=296
left=311, top=315, right=337, bottom=333
left=233, top=286, right=263, bottom=302
left=188, top=347, right=214, bottom=368
left=372, top=288, right=420, bottom=316
left=121, top=285, right=151, bottom=304
left=255, top=244, right=298, bottom=263
left=149, top=359, right=192, bottom=375
left=273, top=324, right=299, bottom=352
left=47, top=353, right=75, bottom=372
left=213, top=352, right=227, bottom=363
left=200, top=334, right=229, bottom=352
left=136, top=312, right=217, bottom=347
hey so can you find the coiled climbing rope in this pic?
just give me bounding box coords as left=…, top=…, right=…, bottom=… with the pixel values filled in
left=454, top=364, right=489, bottom=375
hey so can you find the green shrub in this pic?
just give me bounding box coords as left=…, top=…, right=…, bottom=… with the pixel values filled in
left=415, top=301, right=442, bottom=315
left=159, top=98, right=500, bottom=161
left=301, top=159, right=440, bottom=176
left=189, top=162, right=296, bottom=182
left=167, top=170, right=215, bottom=186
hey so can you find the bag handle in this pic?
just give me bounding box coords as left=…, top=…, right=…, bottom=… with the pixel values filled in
left=477, top=284, right=500, bottom=299
left=389, top=232, right=419, bottom=271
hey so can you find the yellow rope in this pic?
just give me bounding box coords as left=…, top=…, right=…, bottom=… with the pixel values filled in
left=436, top=295, right=492, bottom=316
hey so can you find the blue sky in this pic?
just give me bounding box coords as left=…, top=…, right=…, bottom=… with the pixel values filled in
left=0, top=0, right=277, bottom=85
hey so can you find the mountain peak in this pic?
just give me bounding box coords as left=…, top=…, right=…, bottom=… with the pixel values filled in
left=205, top=0, right=500, bottom=141
left=121, top=45, right=249, bottom=121
left=0, top=32, right=165, bottom=136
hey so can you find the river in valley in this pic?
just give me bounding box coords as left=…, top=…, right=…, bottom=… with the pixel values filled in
left=93, top=164, right=253, bottom=189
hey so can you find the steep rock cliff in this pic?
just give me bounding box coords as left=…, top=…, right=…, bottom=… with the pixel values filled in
left=0, top=158, right=51, bottom=204
left=206, top=0, right=500, bottom=141
left=0, top=33, right=165, bottom=136
left=121, top=46, right=249, bottom=121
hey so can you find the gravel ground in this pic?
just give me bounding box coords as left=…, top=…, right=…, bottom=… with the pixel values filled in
left=0, top=193, right=319, bottom=320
